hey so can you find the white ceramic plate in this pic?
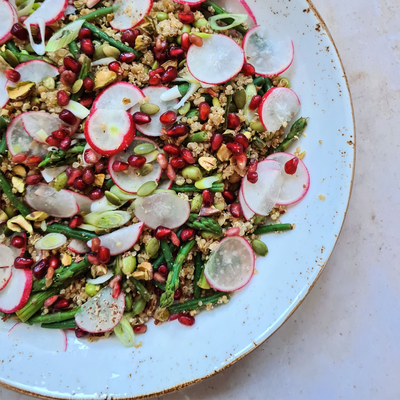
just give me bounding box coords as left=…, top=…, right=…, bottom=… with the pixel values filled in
left=0, top=0, right=355, bottom=398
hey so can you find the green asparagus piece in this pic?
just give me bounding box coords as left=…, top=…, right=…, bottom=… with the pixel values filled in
left=68, top=41, right=79, bottom=59
left=29, top=308, right=80, bottom=324
left=222, top=94, right=232, bottom=131
left=160, top=240, right=174, bottom=270
left=170, top=183, right=224, bottom=193
left=38, top=143, right=86, bottom=168
left=77, top=5, right=113, bottom=21
left=42, top=224, right=97, bottom=242
left=129, top=277, right=151, bottom=302
left=160, top=240, right=196, bottom=308
left=252, top=76, right=265, bottom=87
left=264, top=77, right=273, bottom=92
left=254, top=223, right=293, bottom=235
left=152, top=227, right=185, bottom=271
left=32, top=258, right=90, bottom=292
left=186, top=214, right=222, bottom=236
left=169, top=292, right=230, bottom=314
left=193, top=253, right=203, bottom=299
left=0, top=171, right=31, bottom=217
left=274, top=117, right=308, bottom=153
left=41, top=319, right=77, bottom=329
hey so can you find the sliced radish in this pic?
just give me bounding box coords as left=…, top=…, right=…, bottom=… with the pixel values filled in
left=239, top=186, right=253, bottom=221
left=8, top=323, right=67, bottom=352
left=0, top=244, right=16, bottom=269
left=0, top=71, right=9, bottom=108
left=187, top=35, right=244, bottom=85
left=23, top=0, right=67, bottom=25
left=85, top=108, right=135, bottom=156
left=90, top=196, right=119, bottom=213
left=93, top=82, right=144, bottom=112
left=22, top=112, right=64, bottom=143
left=6, top=114, right=49, bottom=158
left=172, top=0, right=205, bottom=4
left=87, top=222, right=144, bottom=255
left=0, top=268, right=32, bottom=313
left=35, top=233, right=67, bottom=250
left=213, top=0, right=256, bottom=26
left=243, top=25, right=294, bottom=78
left=41, top=166, right=68, bottom=183
left=134, top=192, right=190, bottom=229
left=258, top=87, right=301, bottom=133
left=109, top=138, right=162, bottom=194
left=0, top=266, right=12, bottom=291
left=0, top=0, right=17, bottom=45
left=8, top=233, right=26, bottom=258
left=68, top=239, right=90, bottom=254
left=242, top=159, right=283, bottom=216
left=75, top=286, right=125, bottom=333
left=86, top=270, right=113, bottom=285
left=157, top=178, right=173, bottom=190
left=266, top=152, right=310, bottom=205
left=25, top=185, right=79, bottom=218
left=110, top=0, right=153, bottom=30
left=204, top=236, right=255, bottom=292
left=67, top=191, right=93, bottom=214
left=129, top=86, right=178, bottom=137
left=7, top=60, right=59, bottom=88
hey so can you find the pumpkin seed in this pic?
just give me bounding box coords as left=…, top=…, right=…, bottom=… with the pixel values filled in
left=138, top=163, right=153, bottom=176
left=182, top=166, right=203, bottom=181
left=140, top=102, right=160, bottom=115
left=134, top=142, right=156, bottom=155
left=105, top=190, right=122, bottom=206
left=145, top=150, right=159, bottom=163
left=251, top=240, right=268, bottom=256
left=178, top=102, right=191, bottom=115
left=233, top=89, right=246, bottom=109
left=145, top=237, right=160, bottom=258
left=190, top=194, right=203, bottom=213
left=71, top=79, right=83, bottom=94
left=103, top=45, right=120, bottom=59
left=250, top=120, right=266, bottom=132
left=156, top=12, right=168, bottom=21
left=137, top=181, right=158, bottom=197
left=4, top=50, right=18, bottom=67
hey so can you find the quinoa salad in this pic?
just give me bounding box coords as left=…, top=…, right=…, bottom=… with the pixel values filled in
left=0, top=0, right=310, bottom=347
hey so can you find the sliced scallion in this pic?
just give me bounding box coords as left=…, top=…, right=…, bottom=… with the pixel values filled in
left=83, top=211, right=131, bottom=229
left=45, top=19, right=85, bottom=52
left=209, top=14, right=248, bottom=31
left=113, top=315, right=136, bottom=348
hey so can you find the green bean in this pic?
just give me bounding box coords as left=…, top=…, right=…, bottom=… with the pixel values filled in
left=129, top=277, right=151, bottom=302
left=41, top=319, right=77, bottom=329
left=169, top=292, right=230, bottom=314
left=125, top=293, right=133, bottom=311
left=252, top=76, right=265, bottom=87
left=170, top=183, right=224, bottom=193
left=0, top=171, right=31, bottom=217
left=77, top=6, right=113, bottom=21
left=253, top=223, right=293, bottom=235
left=29, top=308, right=80, bottom=324
left=160, top=240, right=174, bottom=270
left=6, top=41, right=18, bottom=52
left=68, top=41, right=79, bottom=59
left=264, top=77, right=273, bottom=92
left=154, top=281, right=166, bottom=292
left=43, top=223, right=97, bottom=241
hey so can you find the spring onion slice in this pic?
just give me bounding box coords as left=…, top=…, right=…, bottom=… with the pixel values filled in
left=83, top=211, right=131, bottom=229
left=195, top=176, right=219, bottom=190
left=12, top=0, right=35, bottom=17
left=35, top=233, right=67, bottom=250
left=45, top=19, right=85, bottom=52
left=209, top=14, right=248, bottom=31
left=114, top=316, right=136, bottom=348
left=63, top=100, right=90, bottom=119
left=244, top=83, right=257, bottom=123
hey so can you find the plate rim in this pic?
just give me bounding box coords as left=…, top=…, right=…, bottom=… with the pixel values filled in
left=0, top=0, right=356, bottom=398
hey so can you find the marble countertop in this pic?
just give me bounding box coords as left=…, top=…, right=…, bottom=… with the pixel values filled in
left=2, top=0, right=399, bottom=398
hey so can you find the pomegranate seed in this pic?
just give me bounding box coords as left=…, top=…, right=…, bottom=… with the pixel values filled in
left=178, top=11, right=194, bottom=24
left=234, top=133, right=249, bottom=150
left=37, top=26, right=53, bottom=41
left=166, top=164, right=176, bottom=180
left=249, top=94, right=262, bottom=111
left=49, top=254, right=61, bottom=270
left=133, top=324, right=147, bottom=334
left=60, top=136, right=72, bottom=151
left=84, top=148, right=99, bottom=164
left=222, top=190, right=235, bottom=204
left=67, top=168, right=82, bottom=186
left=155, top=226, right=171, bottom=240
left=167, top=123, right=188, bottom=137
left=52, top=129, right=66, bottom=140
left=163, top=144, right=180, bottom=156
left=4, top=69, right=20, bottom=83
left=242, top=62, right=255, bottom=76
left=226, top=142, right=244, bottom=156
left=75, top=328, right=88, bottom=338
left=82, top=168, right=95, bottom=185
left=87, top=253, right=100, bottom=265
left=235, top=154, right=247, bottom=171
left=149, top=67, right=165, bottom=78
left=26, top=174, right=42, bottom=185
left=198, top=102, right=211, bottom=121
left=45, top=135, right=61, bottom=147
left=132, top=112, right=151, bottom=125
left=158, top=264, right=168, bottom=275
left=26, top=155, right=42, bottom=167
left=153, top=272, right=167, bottom=283
left=74, top=177, right=88, bottom=191
left=32, top=259, right=49, bottom=279
left=161, top=66, right=178, bottom=83
left=211, top=133, right=223, bottom=151
left=109, top=275, right=121, bottom=289
left=180, top=149, right=195, bottom=165
left=82, top=77, right=94, bottom=92
left=227, top=113, right=241, bottom=129
left=156, top=153, right=168, bottom=169
left=170, top=231, right=180, bottom=246
left=127, top=154, right=146, bottom=169
left=78, top=27, right=91, bottom=40
left=89, top=237, right=101, bottom=252
left=149, top=76, right=161, bottom=85
left=181, top=32, right=190, bottom=50
left=89, top=188, right=104, bottom=201
left=160, top=110, right=177, bottom=125
left=121, top=29, right=138, bottom=46
left=153, top=50, right=167, bottom=63
left=178, top=314, right=195, bottom=326
left=53, top=298, right=69, bottom=311
left=10, top=235, right=25, bottom=249
left=174, top=287, right=182, bottom=300
left=247, top=171, right=258, bottom=184
left=112, top=281, right=122, bottom=299
left=284, top=157, right=300, bottom=175
left=112, top=161, right=129, bottom=172
left=108, top=61, right=123, bottom=75
left=78, top=93, right=93, bottom=108
left=170, top=157, right=186, bottom=169
left=230, top=203, right=242, bottom=218
left=98, top=246, right=111, bottom=263
left=11, top=23, right=28, bottom=41
left=59, top=109, right=77, bottom=125
left=44, top=295, right=58, bottom=308
left=94, top=160, right=106, bottom=173
left=64, top=56, right=81, bottom=74
left=180, top=228, right=195, bottom=242
left=79, top=38, right=94, bottom=55
left=57, top=90, right=70, bottom=107
left=248, top=158, right=258, bottom=172
left=169, top=313, right=180, bottom=321
left=202, top=189, right=213, bottom=207
left=14, top=257, right=34, bottom=269
left=155, top=38, right=168, bottom=51
left=12, top=153, right=27, bottom=163
left=69, top=215, right=84, bottom=228
left=118, top=52, right=135, bottom=63
left=189, top=34, right=203, bottom=47
left=169, top=46, right=184, bottom=59
left=60, top=70, right=77, bottom=86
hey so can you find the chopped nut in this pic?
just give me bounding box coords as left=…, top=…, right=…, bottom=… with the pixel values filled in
left=12, top=165, right=26, bottom=177
left=91, top=264, right=108, bottom=278
left=132, top=270, right=147, bottom=280
left=7, top=215, right=33, bottom=235
left=137, top=261, right=153, bottom=280
left=7, top=81, right=35, bottom=100
left=11, top=176, right=24, bottom=193
left=94, top=70, right=117, bottom=90
left=26, top=211, right=49, bottom=221
left=94, top=174, right=105, bottom=187
left=62, top=253, right=72, bottom=266
left=217, top=144, right=232, bottom=162
left=199, top=156, right=217, bottom=171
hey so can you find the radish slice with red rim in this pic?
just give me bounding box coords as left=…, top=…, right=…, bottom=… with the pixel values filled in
left=85, top=108, right=135, bottom=156
left=187, top=35, right=245, bottom=85
left=75, top=286, right=125, bottom=333
left=204, top=236, right=255, bottom=292
left=68, top=239, right=90, bottom=254
left=258, top=87, right=301, bottom=133
left=7, top=60, right=59, bottom=88
left=22, top=112, right=69, bottom=143
left=8, top=323, right=67, bottom=352
left=0, top=72, right=9, bottom=108
left=90, top=196, right=120, bottom=213
left=173, top=0, right=205, bottom=4
left=87, top=222, right=144, bottom=256
left=266, top=152, right=310, bottom=205
left=0, top=244, right=16, bottom=269
left=41, top=166, right=68, bottom=183
left=92, top=82, right=144, bottom=112
left=0, top=268, right=32, bottom=313
left=243, top=25, right=294, bottom=77
left=67, top=191, right=93, bottom=214
left=157, top=178, right=173, bottom=190
left=109, top=138, right=162, bottom=194
left=0, top=0, right=17, bottom=45
left=239, top=186, right=253, bottom=221
left=242, top=159, right=283, bottom=216
left=0, top=266, right=12, bottom=291
left=110, top=0, right=153, bottom=30
left=212, top=0, right=256, bottom=26
left=7, top=233, right=26, bottom=258
left=135, top=191, right=190, bottom=229
left=129, top=86, right=178, bottom=137
left=25, top=184, right=79, bottom=218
